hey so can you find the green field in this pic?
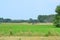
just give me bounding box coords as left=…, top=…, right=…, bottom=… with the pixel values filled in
left=0, top=23, right=60, bottom=36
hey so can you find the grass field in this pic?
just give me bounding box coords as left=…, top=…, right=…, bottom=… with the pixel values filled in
left=0, top=23, right=60, bottom=36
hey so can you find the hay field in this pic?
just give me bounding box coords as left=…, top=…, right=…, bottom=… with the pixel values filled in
left=0, top=36, right=60, bottom=40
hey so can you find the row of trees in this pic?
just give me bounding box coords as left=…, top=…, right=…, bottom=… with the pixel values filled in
left=0, top=15, right=55, bottom=23
left=38, top=15, right=55, bottom=23
left=0, top=18, right=11, bottom=22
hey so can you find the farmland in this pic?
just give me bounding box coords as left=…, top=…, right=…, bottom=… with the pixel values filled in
left=0, top=23, right=60, bottom=36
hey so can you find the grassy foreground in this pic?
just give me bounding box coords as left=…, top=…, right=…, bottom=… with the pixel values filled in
left=0, top=23, right=60, bottom=36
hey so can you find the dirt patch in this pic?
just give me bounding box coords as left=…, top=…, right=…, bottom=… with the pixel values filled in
left=0, top=36, right=60, bottom=40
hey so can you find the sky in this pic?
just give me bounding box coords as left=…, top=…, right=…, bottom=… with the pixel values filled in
left=0, top=0, right=60, bottom=20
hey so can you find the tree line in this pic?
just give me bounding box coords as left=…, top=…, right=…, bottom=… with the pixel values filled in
left=0, top=15, right=55, bottom=23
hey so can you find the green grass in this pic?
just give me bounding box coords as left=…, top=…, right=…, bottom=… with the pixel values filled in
left=0, top=23, right=60, bottom=36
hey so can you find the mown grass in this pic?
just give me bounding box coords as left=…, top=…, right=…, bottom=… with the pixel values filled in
left=0, top=23, right=60, bottom=36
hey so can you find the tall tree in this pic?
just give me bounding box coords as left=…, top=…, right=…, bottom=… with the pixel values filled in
left=54, top=5, right=60, bottom=27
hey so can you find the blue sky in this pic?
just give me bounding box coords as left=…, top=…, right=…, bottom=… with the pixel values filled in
left=0, top=0, right=60, bottom=19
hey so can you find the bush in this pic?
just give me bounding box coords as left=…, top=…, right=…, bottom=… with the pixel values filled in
left=55, top=24, right=60, bottom=27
